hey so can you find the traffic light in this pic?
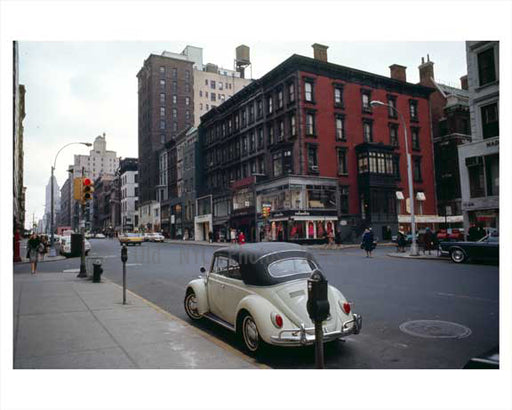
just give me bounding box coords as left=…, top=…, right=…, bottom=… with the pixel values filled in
left=262, top=205, right=271, bottom=218
left=81, top=178, right=94, bottom=204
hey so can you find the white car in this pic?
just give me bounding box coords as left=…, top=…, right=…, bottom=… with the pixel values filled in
left=184, top=243, right=362, bottom=354
left=59, top=236, right=91, bottom=256
left=146, top=232, right=165, bottom=242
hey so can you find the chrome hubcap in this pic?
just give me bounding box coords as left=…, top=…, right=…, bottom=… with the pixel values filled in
left=452, top=250, right=464, bottom=262
left=186, top=294, right=200, bottom=319
left=243, top=316, right=259, bottom=351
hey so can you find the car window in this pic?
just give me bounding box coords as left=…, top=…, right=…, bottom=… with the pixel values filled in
left=213, top=256, right=229, bottom=273
left=268, top=258, right=317, bottom=278
left=488, top=235, right=499, bottom=243
left=212, top=256, right=242, bottom=280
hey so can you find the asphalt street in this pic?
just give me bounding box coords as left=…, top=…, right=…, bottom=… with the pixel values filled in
left=14, top=238, right=499, bottom=369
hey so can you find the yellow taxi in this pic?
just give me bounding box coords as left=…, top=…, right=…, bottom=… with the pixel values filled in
left=118, top=232, right=144, bottom=246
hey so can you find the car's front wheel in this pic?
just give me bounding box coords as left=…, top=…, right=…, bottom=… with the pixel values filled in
left=184, top=289, right=202, bottom=321
left=451, top=248, right=467, bottom=263
left=240, top=312, right=263, bottom=354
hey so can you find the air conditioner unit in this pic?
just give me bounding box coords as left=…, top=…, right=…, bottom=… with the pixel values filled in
left=310, top=165, right=319, bottom=172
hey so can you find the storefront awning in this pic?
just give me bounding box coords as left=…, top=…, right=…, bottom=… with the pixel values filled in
left=291, top=216, right=338, bottom=221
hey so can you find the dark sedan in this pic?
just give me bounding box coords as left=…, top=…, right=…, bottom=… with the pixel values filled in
left=440, top=234, right=499, bottom=264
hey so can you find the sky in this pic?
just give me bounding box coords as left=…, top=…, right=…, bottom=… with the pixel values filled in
left=18, top=40, right=467, bottom=227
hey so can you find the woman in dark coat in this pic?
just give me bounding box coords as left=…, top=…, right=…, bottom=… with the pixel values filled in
left=361, top=228, right=375, bottom=258
left=27, top=233, right=41, bottom=274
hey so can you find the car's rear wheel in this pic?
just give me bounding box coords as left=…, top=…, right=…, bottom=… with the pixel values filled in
left=240, top=312, right=263, bottom=354
left=451, top=248, right=466, bottom=263
left=184, top=289, right=202, bottom=321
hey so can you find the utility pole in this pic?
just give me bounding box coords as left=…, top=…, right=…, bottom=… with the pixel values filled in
left=77, top=167, right=87, bottom=278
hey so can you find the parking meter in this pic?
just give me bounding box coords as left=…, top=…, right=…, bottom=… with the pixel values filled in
left=307, top=269, right=330, bottom=322
left=121, top=245, right=128, bottom=263
left=121, top=245, right=127, bottom=304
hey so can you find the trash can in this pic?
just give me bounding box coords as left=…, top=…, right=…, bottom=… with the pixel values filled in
left=92, top=260, right=103, bottom=283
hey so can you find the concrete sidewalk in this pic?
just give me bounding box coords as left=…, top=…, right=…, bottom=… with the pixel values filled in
left=13, top=272, right=262, bottom=369
left=387, top=251, right=446, bottom=260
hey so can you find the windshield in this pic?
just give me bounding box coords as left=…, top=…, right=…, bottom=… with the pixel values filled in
left=267, top=258, right=317, bottom=278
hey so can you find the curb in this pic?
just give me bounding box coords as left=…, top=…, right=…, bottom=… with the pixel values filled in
left=103, top=278, right=270, bottom=369
left=15, top=256, right=67, bottom=265
left=387, top=252, right=447, bottom=261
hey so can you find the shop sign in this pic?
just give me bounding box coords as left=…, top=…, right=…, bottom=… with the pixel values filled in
left=486, top=140, right=499, bottom=148
left=273, top=212, right=285, bottom=218
left=295, top=211, right=310, bottom=216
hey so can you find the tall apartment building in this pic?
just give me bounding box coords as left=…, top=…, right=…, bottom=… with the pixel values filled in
left=58, top=177, right=71, bottom=227
left=417, top=56, right=471, bottom=223
left=120, top=158, right=139, bottom=231
left=199, top=44, right=436, bottom=242
left=137, top=45, right=252, bottom=211
left=458, top=41, right=499, bottom=234
left=13, top=41, right=26, bottom=235
left=44, top=175, right=60, bottom=232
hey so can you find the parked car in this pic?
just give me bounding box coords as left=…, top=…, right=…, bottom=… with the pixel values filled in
left=439, top=234, right=499, bottom=264
left=59, top=236, right=91, bottom=257
left=118, top=232, right=144, bottom=246
left=184, top=243, right=362, bottom=354
left=145, top=232, right=165, bottom=242
left=463, top=346, right=499, bottom=369
left=94, top=233, right=106, bottom=239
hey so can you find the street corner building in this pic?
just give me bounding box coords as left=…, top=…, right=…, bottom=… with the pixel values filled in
left=197, top=44, right=437, bottom=243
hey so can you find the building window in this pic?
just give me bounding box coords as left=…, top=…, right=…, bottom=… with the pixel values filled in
left=250, top=132, right=255, bottom=152
left=289, top=115, right=296, bottom=137
left=481, top=102, right=499, bottom=139
left=241, top=108, right=247, bottom=127
left=185, top=97, right=190, bottom=106
left=160, top=66, right=165, bottom=75
left=363, top=121, right=373, bottom=142
left=389, top=123, right=399, bottom=147
left=160, top=107, right=165, bottom=117
left=304, top=80, right=314, bottom=102
left=308, top=145, right=318, bottom=173
left=267, top=124, right=274, bottom=145
left=172, top=81, right=177, bottom=92
left=273, top=152, right=282, bottom=177
left=335, top=115, right=345, bottom=141
left=173, top=122, right=178, bottom=132
left=267, top=95, right=273, bottom=114
left=392, top=155, right=401, bottom=179
left=340, top=186, right=349, bottom=214
left=172, top=95, right=177, bottom=104
left=185, top=110, right=190, bottom=121
left=478, top=47, right=496, bottom=86
left=173, top=108, right=177, bottom=118
left=467, top=156, right=485, bottom=198
left=257, top=99, right=263, bottom=118
left=334, top=85, right=344, bottom=107
left=361, top=90, right=371, bottom=113
left=248, top=104, right=254, bottom=123
left=160, top=120, right=166, bottom=130
left=306, top=112, right=316, bottom=136
left=218, top=82, right=223, bottom=90
left=185, top=70, right=190, bottom=81
left=337, top=149, right=348, bottom=175
left=242, top=135, right=248, bottom=154
left=387, top=95, right=397, bottom=118
left=160, top=134, right=165, bottom=144
left=485, top=154, right=499, bottom=196
left=160, top=79, right=165, bottom=91
left=257, top=127, right=264, bottom=148
left=211, top=93, right=216, bottom=102
left=160, top=93, right=165, bottom=104
left=288, top=82, right=295, bottom=103
left=185, top=83, right=190, bottom=93
left=172, top=67, right=177, bottom=78
left=411, top=127, right=420, bottom=150
left=205, top=79, right=208, bottom=85
left=409, top=99, right=419, bottom=121
left=211, top=80, right=216, bottom=90
left=200, top=103, right=203, bottom=110
left=277, top=89, right=283, bottom=109
left=277, top=120, right=284, bottom=142
left=413, top=157, right=422, bottom=182
left=259, top=157, right=265, bottom=174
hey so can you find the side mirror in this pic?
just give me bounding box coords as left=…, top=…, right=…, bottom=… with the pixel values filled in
left=200, top=266, right=206, bottom=273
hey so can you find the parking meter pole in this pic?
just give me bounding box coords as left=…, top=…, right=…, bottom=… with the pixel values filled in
left=314, top=321, right=325, bottom=369
left=121, top=245, right=128, bottom=304
left=77, top=203, right=87, bottom=278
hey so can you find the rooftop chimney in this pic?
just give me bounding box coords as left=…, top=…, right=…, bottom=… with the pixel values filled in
left=312, top=43, right=329, bottom=62
left=418, top=54, right=434, bottom=85
left=389, top=64, right=407, bottom=82
left=460, top=75, right=468, bottom=90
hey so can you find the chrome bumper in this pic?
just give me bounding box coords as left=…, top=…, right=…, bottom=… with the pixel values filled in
left=270, top=314, right=362, bottom=346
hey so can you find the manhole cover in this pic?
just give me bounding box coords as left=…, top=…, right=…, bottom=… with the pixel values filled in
left=399, top=320, right=472, bottom=339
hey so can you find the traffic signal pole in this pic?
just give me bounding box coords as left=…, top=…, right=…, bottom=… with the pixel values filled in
left=77, top=167, right=87, bottom=278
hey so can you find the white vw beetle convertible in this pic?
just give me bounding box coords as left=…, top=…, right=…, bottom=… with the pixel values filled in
left=184, top=243, right=362, bottom=354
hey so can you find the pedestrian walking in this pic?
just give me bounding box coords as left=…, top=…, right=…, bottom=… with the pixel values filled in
left=238, top=230, right=246, bottom=245
left=230, top=228, right=237, bottom=244
left=361, top=228, right=375, bottom=258
left=423, top=227, right=435, bottom=255
left=26, top=233, right=42, bottom=274
left=397, top=230, right=406, bottom=253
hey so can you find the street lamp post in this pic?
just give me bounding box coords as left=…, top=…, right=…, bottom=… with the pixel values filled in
left=49, top=142, right=92, bottom=257
left=370, top=100, right=418, bottom=255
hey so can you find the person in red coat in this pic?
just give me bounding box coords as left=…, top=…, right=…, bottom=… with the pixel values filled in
left=238, top=231, right=246, bottom=245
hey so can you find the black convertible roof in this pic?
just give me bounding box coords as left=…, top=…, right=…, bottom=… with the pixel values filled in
left=213, top=242, right=317, bottom=286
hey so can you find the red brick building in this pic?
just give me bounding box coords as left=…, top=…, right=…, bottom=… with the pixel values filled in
left=199, top=45, right=436, bottom=242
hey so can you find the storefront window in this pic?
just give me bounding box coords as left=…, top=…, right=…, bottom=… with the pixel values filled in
left=307, top=186, right=336, bottom=209
left=467, top=157, right=485, bottom=198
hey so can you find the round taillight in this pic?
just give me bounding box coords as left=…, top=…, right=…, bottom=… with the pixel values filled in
left=271, top=312, right=283, bottom=328
left=343, top=302, right=351, bottom=314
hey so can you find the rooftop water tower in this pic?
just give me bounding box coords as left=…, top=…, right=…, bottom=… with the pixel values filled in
left=235, top=45, right=251, bottom=79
